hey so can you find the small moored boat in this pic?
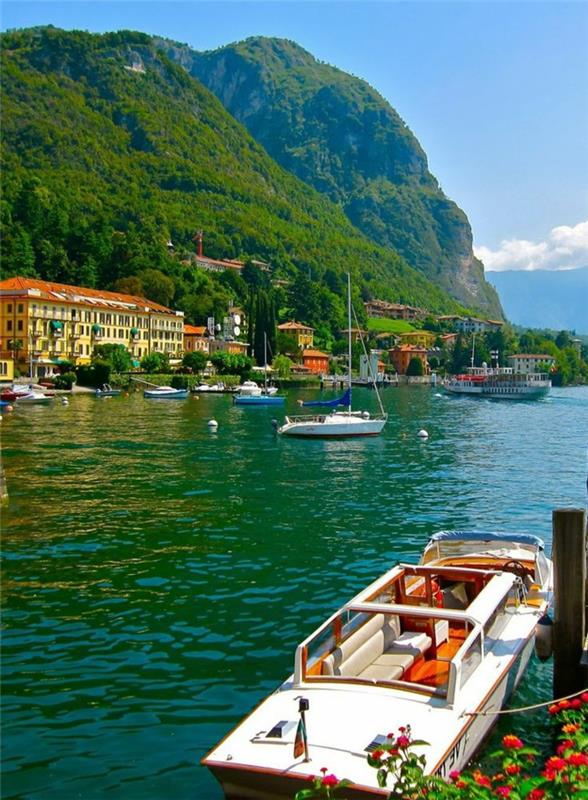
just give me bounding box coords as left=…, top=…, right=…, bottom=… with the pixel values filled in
left=202, top=530, right=552, bottom=799
left=143, top=386, right=188, bottom=399
left=95, top=384, right=122, bottom=397
left=15, top=391, right=53, bottom=404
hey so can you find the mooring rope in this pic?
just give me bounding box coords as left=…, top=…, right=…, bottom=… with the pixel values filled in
left=462, top=687, right=588, bottom=717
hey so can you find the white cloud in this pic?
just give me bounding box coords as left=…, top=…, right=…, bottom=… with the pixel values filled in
left=475, top=220, right=588, bottom=272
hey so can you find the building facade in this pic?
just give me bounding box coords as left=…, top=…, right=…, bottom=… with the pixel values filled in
left=508, top=354, right=556, bottom=374
left=0, top=277, right=184, bottom=378
left=389, top=344, right=429, bottom=375
left=183, top=325, right=210, bottom=354
left=277, top=321, right=314, bottom=349
left=302, top=349, right=329, bottom=374
left=364, top=300, right=425, bottom=321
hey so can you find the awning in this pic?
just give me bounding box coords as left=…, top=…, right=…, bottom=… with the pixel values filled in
left=130, top=327, right=139, bottom=337
left=49, top=320, right=63, bottom=332
left=92, top=324, right=102, bottom=334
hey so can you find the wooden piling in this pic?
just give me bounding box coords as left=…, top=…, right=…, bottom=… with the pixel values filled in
left=552, top=507, right=587, bottom=697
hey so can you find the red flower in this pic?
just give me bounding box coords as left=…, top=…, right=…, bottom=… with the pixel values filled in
left=580, top=692, right=588, bottom=703
left=397, top=735, right=410, bottom=748
left=556, top=740, right=573, bottom=755
left=449, top=770, right=461, bottom=782
left=505, top=764, right=521, bottom=775
left=502, top=735, right=524, bottom=749
left=558, top=700, right=571, bottom=710
left=321, top=774, right=339, bottom=788
left=474, top=772, right=492, bottom=787
left=568, top=752, right=588, bottom=766
left=545, top=756, right=567, bottom=772
left=496, top=787, right=511, bottom=797
left=562, top=723, right=580, bottom=733
left=570, top=698, right=582, bottom=708
left=398, top=726, right=406, bottom=733
left=371, top=749, right=383, bottom=760
left=526, top=791, right=546, bottom=800
left=320, top=767, right=328, bottom=775
left=548, top=704, right=559, bottom=715
left=455, top=780, right=467, bottom=789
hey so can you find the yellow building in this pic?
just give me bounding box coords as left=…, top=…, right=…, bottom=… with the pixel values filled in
left=277, top=320, right=314, bottom=349
left=398, top=330, right=438, bottom=348
left=0, top=277, right=184, bottom=378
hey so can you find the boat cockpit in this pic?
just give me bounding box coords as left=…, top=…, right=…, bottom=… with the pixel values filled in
left=294, top=552, right=548, bottom=705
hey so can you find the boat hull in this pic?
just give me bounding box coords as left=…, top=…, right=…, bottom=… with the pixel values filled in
left=444, top=384, right=550, bottom=400
left=143, top=389, right=188, bottom=399
left=279, top=414, right=386, bottom=437
left=95, top=390, right=122, bottom=397
left=234, top=395, right=285, bottom=406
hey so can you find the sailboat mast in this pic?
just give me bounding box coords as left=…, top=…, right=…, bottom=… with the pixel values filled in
left=347, top=273, right=352, bottom=412
left=264, top=331, right=268, bottom=393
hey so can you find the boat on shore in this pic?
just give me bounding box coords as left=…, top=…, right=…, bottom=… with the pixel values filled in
left=444, top=366, right=551, bottom=400
left=278, top=275, right=386, bottom=437
left=202, top=530, right=552, bottom=799
left=14, top=391, right=54, bottom=404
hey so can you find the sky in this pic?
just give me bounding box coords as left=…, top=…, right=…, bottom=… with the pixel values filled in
left=2, top=1, right=588, bottom=272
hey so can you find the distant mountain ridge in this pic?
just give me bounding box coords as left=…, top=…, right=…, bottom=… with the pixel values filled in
left=157, top=35, right=502, bottom=318
left=486, top=267, right=588, bottom=334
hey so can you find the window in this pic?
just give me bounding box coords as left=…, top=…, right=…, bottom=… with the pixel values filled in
left=17, top=304, right=24, bottom=313
left=7, top=304, right=12, bottom=313
left=17, top=320, right=23, bottom=331
left=6, top=320, right=12, bottom=331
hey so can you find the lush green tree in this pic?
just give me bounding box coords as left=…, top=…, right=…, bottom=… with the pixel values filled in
left=139, top=269, right=175, bottom=307
left=406, top=356, right=424, bottom=376
left=140, top=351, right=169, bottom=373
left=276, top=331, right=299, bottom=358
left=182, top=350, right=207, bottom=372
left=210, top=351, right=253, bottom=378
left=93, top=343, right=132, bottom=372
left=272, top=354, right=292, bottom=378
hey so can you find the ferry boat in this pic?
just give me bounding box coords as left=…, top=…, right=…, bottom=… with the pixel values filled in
left=202, top=531, right=552, bottom=799
left=444, top=366, right=551, bottom=399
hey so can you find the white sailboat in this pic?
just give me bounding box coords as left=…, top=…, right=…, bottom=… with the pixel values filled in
left=278, top=274, right=386, bottom=437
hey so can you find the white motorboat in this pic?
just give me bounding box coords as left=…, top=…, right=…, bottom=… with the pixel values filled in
left=235, top=380, right=262, bottom=397
left=202, top=530, right=552, bottom=799
left=15, top=391, right=53, bottom=404
left=235, top=335, right=286, bottom=406
left=278, top=275, right=386, bottom=437
left=194, top=383, right=227, bottom=393
left=95, top=384, right=122, bottom=397
left=143, top=386, right=188, bottom=399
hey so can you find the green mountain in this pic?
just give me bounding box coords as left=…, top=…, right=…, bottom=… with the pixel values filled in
left=159, top=35, right=502, bottom=317
left=1, top=26, right=471, bottom=330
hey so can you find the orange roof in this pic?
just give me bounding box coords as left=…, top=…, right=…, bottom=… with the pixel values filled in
left=302, top=349, right=329, bottom=359
left=389, top=344, right=427, bottom=353
left=510, top=353, right=554, bottom=359
left=278, top=320, right=314, bottom=332
left=0, top=276, right=178, bottom=315
left=184, top=325, right=207, bottom=336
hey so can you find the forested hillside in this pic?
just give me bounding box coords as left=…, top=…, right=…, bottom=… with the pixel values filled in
left=1, top=26, right=468, bottom=335
left=159, top=35, right=502, bottom=318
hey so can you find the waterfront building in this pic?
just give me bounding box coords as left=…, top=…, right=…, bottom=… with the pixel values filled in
left=277, top=321, right=314, bottom=349
left=184, top=325, right=210, bottom=354
left=209, top=339, right=250, bottom=356
left=508, top=353, right=556, bottom=374
left=389, top=344, right=429, bottom=375
left=0, top=277, right=184, bottom=378
left=0, top=357, right=14, bottom=382
left=455, top=317, right=503, bottom=334
left=301, top=349, right=330, bottom=374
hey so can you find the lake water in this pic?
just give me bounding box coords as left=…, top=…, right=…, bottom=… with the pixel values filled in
left=2, top=385, right=587, bottom=799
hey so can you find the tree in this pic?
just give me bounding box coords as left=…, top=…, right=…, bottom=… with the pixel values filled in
left=182, top=350, right=207, bottom=372
left=210, top=351, right=253, bottom=378
left=272, top=354, right=292, bottom=378
left=140, top=269, right=175, bottom=307
left=93, top=343, right=132, bottom=372
left=140, top=351, right=169, bottom=373
left=406, top=357, right=424, bottom=376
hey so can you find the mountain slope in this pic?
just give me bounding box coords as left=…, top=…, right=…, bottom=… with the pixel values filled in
left=1, top=26, right=466, bottom=320
left=158, top=35, right=502, bottom=317
left=487, top=267, right=588, bottom=333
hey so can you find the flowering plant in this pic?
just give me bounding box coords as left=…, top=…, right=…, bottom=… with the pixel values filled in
left=295, top=691, right=588, bottom=799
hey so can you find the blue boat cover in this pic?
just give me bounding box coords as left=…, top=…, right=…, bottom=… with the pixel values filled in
left=429, top=530, right=544, bottom=549
left=302, top=387, right=351, bottom=408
